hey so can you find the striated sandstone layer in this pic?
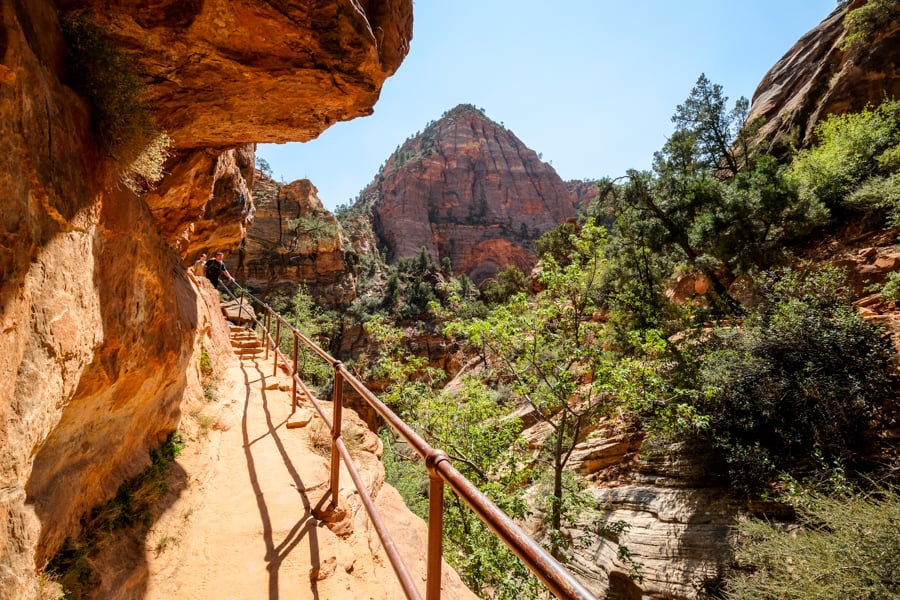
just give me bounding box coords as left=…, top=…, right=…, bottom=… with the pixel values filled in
left=365, top=104, right=581, bottom=283
left=145, top=145, right=257, bottom=258
left=747, top=1, right=900, bottom=152
left=234, top=175, right=355, bottom=306
left=0, top=1, right=412, bottom=598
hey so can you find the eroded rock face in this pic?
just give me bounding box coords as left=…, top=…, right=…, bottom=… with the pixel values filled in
left=0, top=1, right=411, bottom=597
left=145, top=145, right=256, bottom=258
left=748, top=1, right=900, bottom=152
left=53, top=0, right=413, bottom=148
left=365, top=104, right=581, bottom=283
left=233, top=175, right=355, bottom=306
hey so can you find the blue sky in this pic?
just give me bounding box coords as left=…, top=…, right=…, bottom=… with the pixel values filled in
left=257, top=1, right=838, bottom=211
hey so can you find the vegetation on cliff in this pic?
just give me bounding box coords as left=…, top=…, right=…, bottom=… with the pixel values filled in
left=60, top=11, right=171, bottom=192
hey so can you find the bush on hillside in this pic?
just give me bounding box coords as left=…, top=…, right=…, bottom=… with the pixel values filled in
left=61, top=11, right=169, bottom=192
left=690, top=267, right=898, bottom=492
left=726, top=486, right=900, bottom=600
left=789, top=98, right=900, bottom=217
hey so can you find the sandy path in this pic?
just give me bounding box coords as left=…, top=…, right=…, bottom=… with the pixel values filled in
left=142, top=332, right=396, bottom=600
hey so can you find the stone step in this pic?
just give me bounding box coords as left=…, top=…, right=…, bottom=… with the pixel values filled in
left=231, top=339, right=262, bottom=349
left=235, top=346, right=265, bottom=356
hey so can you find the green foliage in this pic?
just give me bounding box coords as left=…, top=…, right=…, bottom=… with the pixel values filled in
left=378, top=247, right=443, bottom=321
left=380, top=430, right=429, bottom=520
left=668, top=73, right=755, bottom=177
left=255, top=156, right=273, bottom=177
left=60, top=11, right=164, bottom=190
left=840, top=0, right=900, bottom=51
left=882, top=270, right=900, bottom=302
left=847, top=171, right=900, bottom=226
left=119, top=132, right=172, bottom=193
left=368, top=314, right=541, bottom=597
left=689, top=267, right=898, bottom=491
left=202, top=376, right=219, bottom=402
left=726, top=486, right=900, bottom=600
left=198, top=346, right=213, bottom=378
left=267, top=288, right=335, bottom=392
left=48, top=433, right=185, bottom=599
left=286, top=213, right=339, bottom=245
left=479, top=266, right=528, bottom=305
left=446, top=220, right=614, bottom=557
left=603, top=76, right=824, bottom=319
left=536, top=221, right=579, bottom=264
left=362, top=315, right=444, bottom=416
left=789, top=98, right=900, bottom=215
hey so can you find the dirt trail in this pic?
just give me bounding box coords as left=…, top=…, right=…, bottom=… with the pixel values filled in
left=139, top=326, right=442, bottom=600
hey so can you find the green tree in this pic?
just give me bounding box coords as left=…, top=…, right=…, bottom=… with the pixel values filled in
left=368, top=319, right=541, bottom=598
left=691, top=267, right=898, bottom=491
left=480, top=266, right=529, bottom=305
left=447, top=220, right=612, bottom=558
left=604, top=76, right=826, bottom=315
left=669, top=73, right=755, bottom=177
left=266, top=287, right=335, bottom=391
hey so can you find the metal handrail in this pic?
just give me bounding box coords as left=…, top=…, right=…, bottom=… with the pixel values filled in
left=216, top=281, right=597, bottom=600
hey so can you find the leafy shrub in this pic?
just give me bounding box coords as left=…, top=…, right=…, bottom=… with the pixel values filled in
left=120, top=132, right=172, bottom=193
left=198, top=346, right=213, bottom=378
left=847, top=171, right=900, bottom=226
left=692, top=267, right=898, bottom=491
left=267, top=288, right=335, bottom=392
left=883, top=270, right=900, bottom=302
left=840, top=0, right=900, bottom=52
left=479, top=265, right=528, bottom=305
left=727, top=487, right=900, bottom=600
left=61, top=11, right=156, bottom=165
left=789, top=99, right=900, bottom=215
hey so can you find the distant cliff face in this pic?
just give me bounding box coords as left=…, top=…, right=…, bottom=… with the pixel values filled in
left=235, top=175, right=354, bottom=306
left=748, top=0, right=900, bottom=152
left=364, top=104, right=581, bottom=283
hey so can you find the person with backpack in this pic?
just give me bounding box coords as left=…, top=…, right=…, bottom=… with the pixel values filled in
left=204, top=251, right=233, bottom=288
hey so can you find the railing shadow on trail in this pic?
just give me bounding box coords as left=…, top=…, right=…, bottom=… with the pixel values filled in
left=219, top=282, right=597, bottom=600
left=238, top=352, right=323, bottom=600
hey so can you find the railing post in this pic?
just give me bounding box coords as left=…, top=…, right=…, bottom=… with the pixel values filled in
left=264, top=309, right=271, bottom=361
left=273, top=318, right=281, bottom=377
left=291, top=331, right=299, bottom=414
left=426, top=451, right=448, bottom=600
left=237, top=289, right=246, bottom=323
left=330, top=362, right=344, bottom=507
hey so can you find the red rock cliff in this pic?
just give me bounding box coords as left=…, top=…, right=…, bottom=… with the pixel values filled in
left=0, top=1, right=411, bottom=597
left=747, top=0, right=900, bottom=151
left=365, top=104, right=580, bottom=283
left=234, top=175, right=355, bottom=306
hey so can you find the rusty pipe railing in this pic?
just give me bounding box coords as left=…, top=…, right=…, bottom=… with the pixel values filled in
left=216, top=281, right=597, bottom=600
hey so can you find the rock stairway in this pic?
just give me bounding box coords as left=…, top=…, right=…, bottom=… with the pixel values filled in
left=229, top=324, right=265, bottom=357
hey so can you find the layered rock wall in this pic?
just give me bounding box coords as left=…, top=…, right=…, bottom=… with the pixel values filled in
left=234, top=176, right=354, bottom=306
left=145, top=145, right=257, bottom=260
left=0, top=1, right=412, bottom=597
left=747, top=1, right=900, bottom=152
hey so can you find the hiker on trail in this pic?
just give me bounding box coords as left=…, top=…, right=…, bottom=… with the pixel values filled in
left=205, top=251, right=233, bottom=288
left=192, top=253, right=207, bottom=277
